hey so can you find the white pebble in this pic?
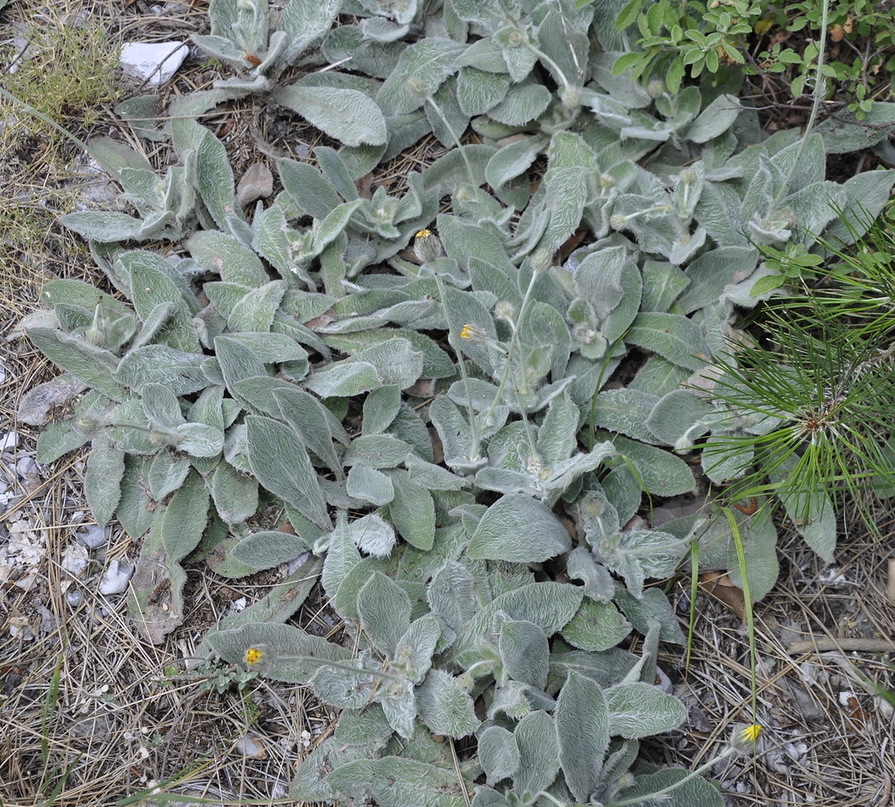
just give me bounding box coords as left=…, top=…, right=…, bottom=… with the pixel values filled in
left=99, top=559, right=134, bottom=595
left=75, top=524, right=110, bottom=550
left=61, top=544, right=89, bottom=578
left=235, top=735, right=267, bottom=759
left=0, top=431, right=19, bottom=453
left=16, top=457, right=36, bottom=477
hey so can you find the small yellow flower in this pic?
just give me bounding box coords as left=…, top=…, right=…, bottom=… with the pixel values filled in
left=244, top=647, right=264, bottom=667
left=742, top=724, right=762, bottom=743
left=415, top=229, right=432, bottom=239
left=731, top=722, right=763, bottom=754
left=459, top=323, right=487, bottom=342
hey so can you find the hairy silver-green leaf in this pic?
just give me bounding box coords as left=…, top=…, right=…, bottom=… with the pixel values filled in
left=454, top=582, right=583, bottom=663
left=561, top=599, right=632, bottom=652
left=646, top=389, right=714, bottom=449
left=685, top=93, right=740, bottom=143
left=489, top=83, right=551, bottom=126
left=147, top=450, right=192, bottom=501
left=625, top=312, right=712, bottom=371
left=606, top=434, right=696, bottom=496
left=615, top=588, right=686, bottom=644
left=357, top=571, right=411, bottom=654
left=566, top=546, right=616, bottom=603
left=85, top=434, right=126, bottom=526
left=592, top=527, right=688, bottom=599
left=376, top=38, right=464, bottom=115
left=279, top=0, right=341, bottom=64
left=230, top=530, right=309, bottom=571
left=349, top=513, right=397, bottom=558
left=468, top=494, right=571, bottom=563
left=386, top=469, right=435, bottom=550
left=513, top=710, right=561, bottom=795
left=27, top=327, right=123, bottom=401
left=207, top=622, right=353, bottom=682
left=478, top=725, right=520, bottom=787
left=326, top=756, right=466, bottom=807
left=346, top=463, right=395, bottom=506
left=117, top=345, right=209, bottom=396
left=245, top=415, right=330, bottom=528
left=393, top=614, right=441, bottom=683
left=605, top=682, right=687, bottom=739
left=591, top=389, right=661, bottom=444
left=456, top=66, right=510, bottom=116
left=209, top=461, right=259, bottom=525
left=499, top=619, right=549, bottom=688
left=616, top=767, right=724, bottom=807
left=416, top=668, right=480, bottom=738
left=427, top=561, right=478, bottom=634
left=556, top=670, right=610, bottom=802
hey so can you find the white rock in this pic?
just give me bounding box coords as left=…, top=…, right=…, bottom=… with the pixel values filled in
left=61, top=544, right=90, bottom=578
left=99, top=559, right=134, bottom=595
left=16, top=457, right=36, bottom=477
left=75, top=524, right=110, bottom=550
left=0, top=431, right=19, bottom=453
left=235, top=735, right=267, bottom=759
left=120, top=41, right=189, bottom=87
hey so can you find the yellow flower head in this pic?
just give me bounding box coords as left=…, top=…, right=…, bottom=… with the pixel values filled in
left=244, top=647, right=264, bottom=667
left=731, top=723, right=763, bottom=754
left=742, top=724, right=762, bottom=743
left=459, top=323, right=486, bottom=342
left=415, top=229, right=432, bottom=239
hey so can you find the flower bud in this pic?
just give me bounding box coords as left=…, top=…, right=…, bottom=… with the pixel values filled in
left=413, top=229, right=443, bottom=263
left=609, top=213, right=628, bottom=230
left=530, top=248, right=552, bottom=273
left=646, top=78, right=666, bottom=98
left=561, top=86, right=581, bottom=109
left=494, top=300, right=516, bottom=323
left=84, top=326, right=105, bottom=346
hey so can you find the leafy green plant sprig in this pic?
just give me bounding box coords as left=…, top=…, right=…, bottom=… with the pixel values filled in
left=16, top=0, right=895, bottom=802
